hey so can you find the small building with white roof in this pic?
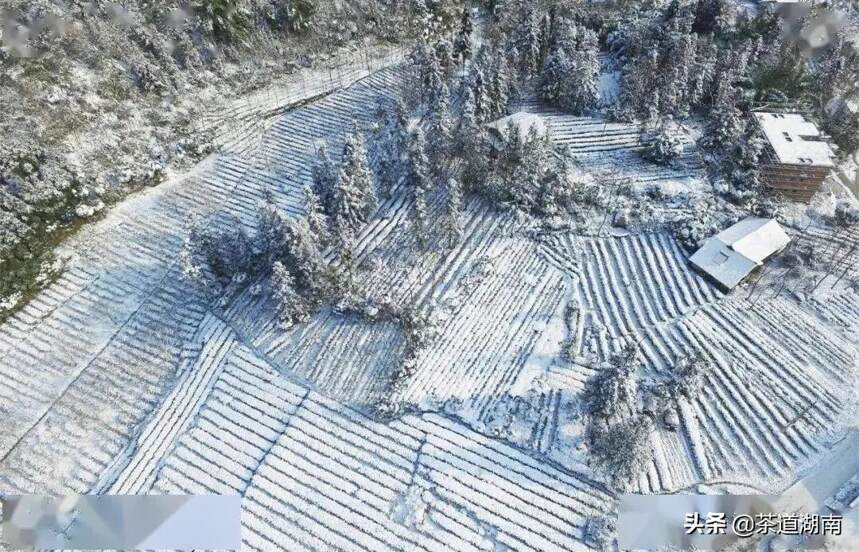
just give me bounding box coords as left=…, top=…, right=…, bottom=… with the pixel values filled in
left=753, top=112, right=837, bottom=202
left=689, top=217, right=791, bottom=291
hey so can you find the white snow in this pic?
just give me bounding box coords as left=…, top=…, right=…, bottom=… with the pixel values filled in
left=754, top=112, right=837, bottom=167
left=485, top=112, right=548, bottom=142
left=690, top=217, right=790, bottom=290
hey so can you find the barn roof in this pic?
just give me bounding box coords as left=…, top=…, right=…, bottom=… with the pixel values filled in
left=690, top=217, right=791, bottom=290
left=753, top=112, right=837, bottom=168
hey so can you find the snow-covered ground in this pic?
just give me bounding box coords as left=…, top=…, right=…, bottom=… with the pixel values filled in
left=1, top=49, right=858, bottom=552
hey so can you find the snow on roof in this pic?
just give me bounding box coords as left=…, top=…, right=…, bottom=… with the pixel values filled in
left=485, top=112, right=548, bottom=142
left=754, top=112, right=837, bottom=168
left=690, top=217, right=791, bottom=290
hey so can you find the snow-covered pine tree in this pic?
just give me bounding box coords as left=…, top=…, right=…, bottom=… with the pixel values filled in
left=411, top=175, right=431, bottom=251
left=271, top=260, right=304, bottom=327
left=539, top=48, right=569, bottom=107
left=443, top=177, right=463, bottom=248
left=331, top=129, right=377, bottom=240
left=457, top=87, right=480, bottom=149
left=488, top=56, right=512, bottom=120
left=287, top=217, right=325, bottom=293
left=675, top=34, right=697, bottom=117
left=375, top=100, right=410, bottom=196
left=516, top=5, right=542, bottom=78
left=427, top=79, right=453, bottom=170
left=568, top=39, right=600, bottom=114
left=588, top=414, right=655, bottom=490
left=469, top=48, right=492, bottom=123
left=453, top=7, right=473, bottom=64
left=646, top=89, right=661, bottom=126
left=425, top=52, right=446, bottom=111
left=583, top=342, right=640, bottom=420
left=311, top=145, right=338, bottom=214
left=707, top=104, right=744, bottom=150
left=434, top=39, right=455, bottom=76
left=411, top=0, right=432, bottom=40
left=303, top=185, right=329, bottom=246
left=407, top=128, right=432, bottom=192
left=641, top=120, right=683, bottom=166
left=255, top=201, right=289, bottom=264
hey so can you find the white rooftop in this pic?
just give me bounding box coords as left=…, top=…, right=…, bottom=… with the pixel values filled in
left=690, top=217, right=791, bottom=290
left=485, top=112, right=548, bottom=142
left=754, top=112, right=836, bottom=168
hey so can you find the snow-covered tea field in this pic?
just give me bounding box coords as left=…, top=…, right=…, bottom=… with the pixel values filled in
left=1, top=46, right=858, bottom=550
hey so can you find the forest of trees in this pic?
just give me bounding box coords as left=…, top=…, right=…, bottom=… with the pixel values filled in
left=175, top=0, right=859, bottom=332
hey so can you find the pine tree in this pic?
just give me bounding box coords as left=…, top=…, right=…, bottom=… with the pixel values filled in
left=287, top=217, right=325, bottom=293
left=443, top=177, right=463, bottom=248
left=488, top=56, right=511, bottom=120
left=311, top=145, right=338, bottom=213
left=434, top=39, right=455, bottom=75
left=255, top=201, right=289, bottom=264
left=376, top=100, right=410, bottom=196
left=412, top=177, right=430, bottom=251
left=271, top=261, right=303, bottom=327
left=540, top=49, right=570, bottom=107
left=511, top=126, right=551, bottom=210
left=425, top=50, right=446, bottom=109
left=646, top=89, right=661, bottom=126
left=568, top=41, right=600, bottom=114
left=407, top=128, right=432, bottom=192
left=412, top=0, right=432, bottom=40
left=457, top=87, right=480, bottom=149
left=427, top=79, right=453, bottom=170
left=453, top=7, right=473, bottom=64
left=707, top=105, right=744, bottom=150
left=516, top=5, right=542, bottom=77
left=583, top=343, right=640, bottom=420
left=303, top=185, right=329, bottom=246
left=407, top=130, right=432, bottom=249
left=469, top=48, right=493, bottom=123
left=331, top=129, right=377, bottom=240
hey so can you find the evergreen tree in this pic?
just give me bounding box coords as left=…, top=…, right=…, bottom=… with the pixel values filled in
left=540, top=49, right=570, bottom=107
left=331, top=129, right=377, bottom=240
left=453, top=7, right=473, bottom=64
left=569, top=43, right=600, bottom=114
left=515, top=5, right=542, bottom=77
left=287, top=217, right=325, bottom=293
left=427, top=79, right=453, bottom=170
left=271, top=261, right=303, bottom=327
left=647, top=89, right=661, bottom=126
left=412, top=0, right=432, bottom=40
left=511, top=127, right=551, bottom=210
left=412, top=181, right=430, bottom=251
left=469, top=48, right=492, bottom=123
left=376, top=100, right=410, bottom=196
left=583, top=343, right=640, bottom=420
left=407, top=129, right=432, bottom=192
left=434, top=39, right=455, bottom=76
left=488, top=56, right=511, bottom=120
left=642, top=121, right=684, bottom=166
left=457, top=87, right=480, bottom=149
left=707, top=105, right=745, bottom=150
left=303, top=185, right=329, bottom=246
left=407, top=129, right=432, bottom=249
left=255, top=202, right=289, bottom=265
left=443, top=177, right=463, bottom=248
left=311, top=145, right=338, bottom=213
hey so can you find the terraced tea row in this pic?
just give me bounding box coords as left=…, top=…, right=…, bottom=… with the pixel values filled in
left=119, top=330, right=615, bottom=552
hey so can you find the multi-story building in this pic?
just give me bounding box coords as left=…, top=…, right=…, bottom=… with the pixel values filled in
left=753, top=112, right=838, bottom=202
